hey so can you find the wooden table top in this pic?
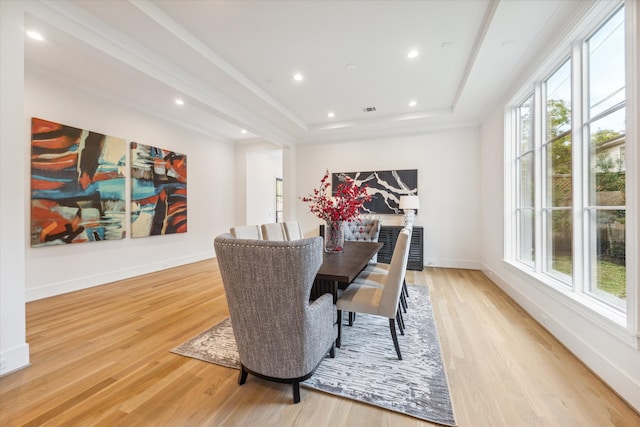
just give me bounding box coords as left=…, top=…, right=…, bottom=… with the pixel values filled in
left=315, top=241, right=384, bottom=283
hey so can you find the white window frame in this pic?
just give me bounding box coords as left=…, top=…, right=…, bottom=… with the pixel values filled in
left=504, top=0, right=639, bottom=345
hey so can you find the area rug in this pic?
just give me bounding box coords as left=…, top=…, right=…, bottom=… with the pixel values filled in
left=172, top=285, right=456, bottom=426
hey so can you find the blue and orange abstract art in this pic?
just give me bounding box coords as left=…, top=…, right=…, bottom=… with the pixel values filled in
left=31, top=117, right=126, bottom=247
left=130, top=142, right=187, bottom=237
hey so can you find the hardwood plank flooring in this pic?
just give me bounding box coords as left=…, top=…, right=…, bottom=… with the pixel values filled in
left=1, top=260, right=638, bottom=426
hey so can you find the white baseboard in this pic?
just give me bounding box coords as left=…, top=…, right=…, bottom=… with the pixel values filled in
left=480, top=263, right=640, bottom=413
left=0, top=343, right=30, bottom=377
left=25, top=252, right=213, bottom=302
left=423, top=257, right=483, bottom=270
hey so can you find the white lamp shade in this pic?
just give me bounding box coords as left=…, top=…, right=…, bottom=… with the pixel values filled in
left=399, top=195, right=420, bottom=210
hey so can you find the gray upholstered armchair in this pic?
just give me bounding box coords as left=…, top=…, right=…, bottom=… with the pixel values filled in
left=213, top=234, right=337, bottom=403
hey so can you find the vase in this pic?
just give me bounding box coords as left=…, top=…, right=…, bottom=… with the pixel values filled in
left=325, top=220, right=345, bottom=253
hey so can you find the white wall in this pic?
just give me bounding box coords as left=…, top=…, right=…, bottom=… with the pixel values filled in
left=0, top=0, right=29, bottom=376
left=480, top=103, right=640, bottom=414
left=233, top=139, right=284, bottom=227
left=246, top=150, right=282, bottom=225
left=478, top=77, right=640, bottom=414
left=295, top=127, right=482, bottom=269
left=22, top=67, right=235, bottom=301
left=476, top=0, right=640, bottom=411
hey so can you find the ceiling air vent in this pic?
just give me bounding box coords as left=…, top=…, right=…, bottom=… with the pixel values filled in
left=362, top=106, right=377, bottom=112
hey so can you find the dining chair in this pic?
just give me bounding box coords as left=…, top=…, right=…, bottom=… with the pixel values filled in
left=360, top=223, right=413, bottom=309
left=230, top=224, right=263, bottom=239
left=283, top=221, right=304, bottom=240
left=336, top=228, right=411, bottom=360
left=344, top=219, right=381, bottom=262
left=348, top=225, right=412, bottom=329
left=342, top=218, right=383, bottom=324
left=261, top=223, right=286, bottom=241
left=214, top=233, right=337, bottom=403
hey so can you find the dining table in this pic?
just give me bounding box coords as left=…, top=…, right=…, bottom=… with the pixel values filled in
left=311, top=241, right=384, bottom=303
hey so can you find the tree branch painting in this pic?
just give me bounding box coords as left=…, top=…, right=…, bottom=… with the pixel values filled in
left=332, top=170, right=417, bottom=214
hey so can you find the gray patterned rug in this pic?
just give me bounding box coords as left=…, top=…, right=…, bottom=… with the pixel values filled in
left=172, top=285, right=456, bottom=426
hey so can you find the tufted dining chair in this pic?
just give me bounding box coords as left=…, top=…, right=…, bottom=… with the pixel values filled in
left=360, top=223, right=413, bottom=310
left=344, top=219, right=381, bottom=262
left=336, top=228, right=411, bottom=360
left=214, top=234, right=337, bottom=403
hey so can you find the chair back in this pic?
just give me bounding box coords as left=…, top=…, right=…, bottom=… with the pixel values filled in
left=344, top=218, right=381, bottom=262
left=283, top=221, right=304, bottom=240
left=378, top=228, right=411, bottom=318
left=261, top=223, right=286, bottom=241
left=214, top=234, right=327, bottom=378
left=344, top=219, right=381, bottom=242
left=230, top=225, right=263, bottom=239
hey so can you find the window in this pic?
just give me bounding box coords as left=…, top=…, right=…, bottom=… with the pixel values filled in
left=508, top=5, right=627, bottom=313
left=516, top=95, right=535, bottom=267
left=586, top=8, right=626, bottom=305
left=544, top=60, right=573, bottom=282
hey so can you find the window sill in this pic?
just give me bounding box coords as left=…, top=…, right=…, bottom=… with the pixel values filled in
left=502, top=259, right=637, bottom=350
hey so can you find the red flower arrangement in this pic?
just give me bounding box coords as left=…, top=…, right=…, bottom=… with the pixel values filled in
left=301, top=170, right=371, bottom=222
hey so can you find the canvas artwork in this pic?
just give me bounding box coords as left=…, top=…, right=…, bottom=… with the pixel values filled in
left=30, top=117, right=126, bottom=247
left=130, top=142, right=187, bottom=237
left=332, top=169, right=418, bottom=214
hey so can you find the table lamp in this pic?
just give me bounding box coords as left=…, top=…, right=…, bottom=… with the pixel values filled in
left=399, top=195, right=420, bottom=225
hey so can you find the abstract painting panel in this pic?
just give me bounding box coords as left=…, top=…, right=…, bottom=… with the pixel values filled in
left=332, top=170, right=418, bottom=214
left=130, top=142, right=187, bottom=237
left=31, top=117, right=126, bottom=247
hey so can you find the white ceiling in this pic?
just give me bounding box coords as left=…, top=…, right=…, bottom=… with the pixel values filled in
left=23, top=0, right=595, bottom=145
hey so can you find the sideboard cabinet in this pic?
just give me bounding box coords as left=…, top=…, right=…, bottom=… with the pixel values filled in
left=377, top=226, right=424, bottom=271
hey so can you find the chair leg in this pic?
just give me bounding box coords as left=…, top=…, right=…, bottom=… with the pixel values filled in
left=396, top=310, right=405, bottom=335
left=403, top=278, right=410, bottom=298
left=337, top=310, right=342, bottom=348
left=348, top=311, right=354, bottom=326
left=400, top=291, right=408, bottom=312
left=238, top=364, right=248, bottom=385
left=329, top=342, right=335, bottom=358
left=292, top=381, right=301, bottom=403
left=389, top=319, right=402, bottom=360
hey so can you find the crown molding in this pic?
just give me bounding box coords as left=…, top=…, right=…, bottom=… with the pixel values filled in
left=129, top=0, right=308, bottom=132
left=34, top=0, right=297, bottom=146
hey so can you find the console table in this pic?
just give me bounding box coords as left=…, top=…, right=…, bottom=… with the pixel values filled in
left=319, top=224, right=424, bottom=271
left=378, top=225, right=424, bottom=271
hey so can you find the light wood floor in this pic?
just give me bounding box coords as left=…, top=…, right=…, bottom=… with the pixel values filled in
left=1, top=260, right=638, bottom=426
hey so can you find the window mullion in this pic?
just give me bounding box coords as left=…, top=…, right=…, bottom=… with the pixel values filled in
left=572, top=39, right=586, bottom=294
left=533, top=82, right=545, bottom=275
left=624, top=0, right=638, bottom=334
left=504, top=107, right=517, bottom=261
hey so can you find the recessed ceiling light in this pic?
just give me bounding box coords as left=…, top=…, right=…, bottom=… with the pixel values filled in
left=293, top=73, right=304, bottom=81
left=407, top=50, right=419, bottom=59
left=241, top=129, right=248, bottom=134
left=345, top=63, right=357, bottom=71
left=26, top=30, right=44, bottom=41
left=441, top=41, right=453, bottom=48
left=174, top=98, right=185, bottom=106
left=328, top=112, right=335, bottom=118
left=409, top=100, right=417, bottom=107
